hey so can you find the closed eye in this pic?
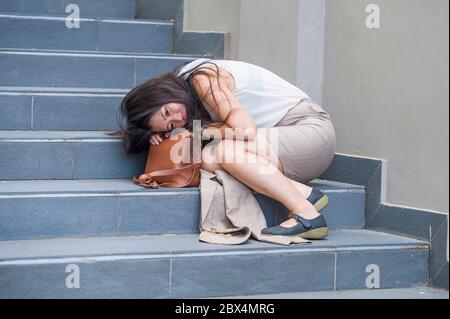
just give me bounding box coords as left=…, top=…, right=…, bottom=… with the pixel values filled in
left=160, top=107, right=170, bottom=131
left=164, top=107, right=172, bottom=131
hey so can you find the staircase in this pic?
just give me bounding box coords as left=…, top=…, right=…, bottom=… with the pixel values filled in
left=0, top=1, right=430, bottom=298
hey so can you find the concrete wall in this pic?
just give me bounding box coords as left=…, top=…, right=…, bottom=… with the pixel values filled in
left=183, top=0, right=241, bottom=61
left=238, top=0, right=299, bottom=84
left=184, top=0, right=300, bottom=85
left=296, top=0, right=326, bottom=103
left=323, top=0, right=449, bottom=214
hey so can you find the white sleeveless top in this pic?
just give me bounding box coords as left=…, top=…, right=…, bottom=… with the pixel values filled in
left=177, top=58, right=310, bottom=128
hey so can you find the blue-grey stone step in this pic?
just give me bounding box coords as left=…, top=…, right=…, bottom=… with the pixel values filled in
left=0, top=179, right=365, bottom=241
left=0, top=0, right=135, bottom=19
left=0, top=91, right=124, bottom=130
left=0, top=230, right=429, bottom=298
left=0, top=50, right=203, bottom=88
left=0, top=14, right=173, bottom=54
left=0, top=131, right=147, bottom=180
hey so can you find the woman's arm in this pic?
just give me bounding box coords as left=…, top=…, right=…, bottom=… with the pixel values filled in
left=191, top=67, right=257, bottom=141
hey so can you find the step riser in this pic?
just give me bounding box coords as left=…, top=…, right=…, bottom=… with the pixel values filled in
left=0, top=189, right=365, bottom=240
left=0, top=17, right=173, bottom=54
left=0, top=0, right=135, bottom=19
left=0, top=140, right=147, bottom=180
left=0, top=53, right=194, bottom=88
left=0, top=94, right=123, bottom=130
left=0, top=248, right=428, bottom=298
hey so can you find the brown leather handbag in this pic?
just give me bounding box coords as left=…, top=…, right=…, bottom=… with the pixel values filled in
left=133, top=133, right=201, bottom=188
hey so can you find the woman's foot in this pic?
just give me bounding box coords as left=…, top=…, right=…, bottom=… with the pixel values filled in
left=279, top=210, right=319, bottom=228
left=280, top=190, right=321, bottom=228
left=281, top=187, right=328, bottom=229
left=261, top=187, right=329, bottom=239
left=280, top=187, right=328, bottom=228
left=262, top=214, right=328, bottom=239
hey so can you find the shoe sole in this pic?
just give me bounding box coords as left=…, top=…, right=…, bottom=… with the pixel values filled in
left=314, top=195, right=329, bottom=212
left=291, top=227, right=328, bottom=240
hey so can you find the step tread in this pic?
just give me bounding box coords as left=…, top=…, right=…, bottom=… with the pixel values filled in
left=0, top=230, right=428, bottom=262
left=0, top=178, right=363, bottom=195
left=0, top=13, right=173, bottom=25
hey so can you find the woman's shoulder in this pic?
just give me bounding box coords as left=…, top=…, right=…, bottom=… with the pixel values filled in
left=190, top=61, right=236, bottom=92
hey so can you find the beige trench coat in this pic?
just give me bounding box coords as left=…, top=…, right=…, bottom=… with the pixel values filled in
left=199, top=169, right=310, bottom=246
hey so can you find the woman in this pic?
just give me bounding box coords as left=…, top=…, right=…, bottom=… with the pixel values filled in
left=115, top=58, right=336, bottom=239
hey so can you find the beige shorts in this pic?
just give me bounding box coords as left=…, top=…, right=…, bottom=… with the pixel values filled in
left=260, top=99, right=337, bottom=183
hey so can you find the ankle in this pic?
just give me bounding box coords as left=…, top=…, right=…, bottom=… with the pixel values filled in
left=291, top=210, right=320, bottom=220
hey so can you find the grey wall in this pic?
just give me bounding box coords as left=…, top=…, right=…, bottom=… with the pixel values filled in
left=296, top=0, right=326, bottom=104
left=238, top=0, right=300, bottom=84
left=184, top=0, right=241, bottom=60
left=184, top=0, right=300, bottom=85
left=323, top=0, right=449, bottom=214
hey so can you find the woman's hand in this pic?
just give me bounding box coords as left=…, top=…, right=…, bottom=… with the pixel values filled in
left=149, top=132, right=170, bottom=145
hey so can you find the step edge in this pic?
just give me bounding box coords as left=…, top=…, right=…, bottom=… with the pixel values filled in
left=0, top=130, right=123, bottom=140
left=0, top=189, right=201, bottom=198
left=0, top=48, right=208, bottom=59
left=0, top=178, right=363, bottom=196
left=0, top=243, right=429, bottom=266
left=0, top=13, right=174, bottom=25
left=0, top=86, right=130, bottom=94
left=0, top=189, right=363, bottom=198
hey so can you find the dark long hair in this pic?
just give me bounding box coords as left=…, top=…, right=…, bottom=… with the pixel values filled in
left=107, top=59, right=228, bottom=154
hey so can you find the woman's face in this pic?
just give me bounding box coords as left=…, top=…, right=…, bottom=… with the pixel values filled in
left=148, top=102, right=188, bottom=133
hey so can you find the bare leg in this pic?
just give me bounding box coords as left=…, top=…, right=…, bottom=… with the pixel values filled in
left=234, top=133, right=316, bottom=223
left=232, top=132, right=314, bottom=200
left=202, top=139, right=319, bottom=222
left=290, top=180, right=313, bottom=201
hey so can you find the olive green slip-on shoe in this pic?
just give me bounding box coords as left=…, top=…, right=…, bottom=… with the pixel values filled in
left=307, top=187, right=329, bottom=212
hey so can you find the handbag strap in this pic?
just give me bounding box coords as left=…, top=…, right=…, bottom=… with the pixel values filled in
left=133, top=163, right=200, bottom=188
